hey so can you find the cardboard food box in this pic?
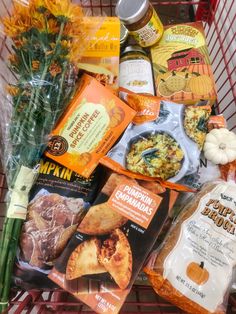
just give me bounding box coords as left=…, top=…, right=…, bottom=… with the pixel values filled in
left=49, top=173, right=178, bottom=314
left=45, top=74, right=136, bottom=178
left=151, top=22, right=217, bottom=105
left=79, top=17, right=120, bottom=94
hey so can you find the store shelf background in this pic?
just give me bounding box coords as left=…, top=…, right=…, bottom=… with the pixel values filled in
left=0, top=0, right=236, bottom=313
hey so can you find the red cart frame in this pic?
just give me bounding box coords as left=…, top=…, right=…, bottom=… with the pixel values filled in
left=0, top=0, right=235, bottom=313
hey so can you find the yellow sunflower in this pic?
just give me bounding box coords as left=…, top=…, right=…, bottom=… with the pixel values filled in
left=31, top=10, right=45, bottom=30
left=32, top=60, right=40, bottom=71
left=30, top=0, right=46, bottom=10
left=8, top=53, right=19, bottom=64
left=67, top=41, right=86, bottom=63
left=44, top=0, right=83, bottom=22
left=3, top=1, right=31, bottom=37
left=7, top=85, right=20, bottom=96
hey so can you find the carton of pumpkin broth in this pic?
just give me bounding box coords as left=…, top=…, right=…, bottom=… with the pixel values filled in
left=46, top=74, right=136, bottom=178
left=151, top=22, right=217, bottom=105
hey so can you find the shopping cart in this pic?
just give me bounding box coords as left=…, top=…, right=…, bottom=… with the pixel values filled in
left=0, top=0, right=235, bottom=313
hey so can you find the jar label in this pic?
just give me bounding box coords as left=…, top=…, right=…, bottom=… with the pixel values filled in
left=130, top=10, right=163, bottom=47
left=119, top=59, right=155, bottom=95
left=163, top=183, right=236, bottom=312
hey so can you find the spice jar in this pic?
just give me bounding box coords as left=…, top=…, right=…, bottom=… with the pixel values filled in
left=116, top=0, right=163, bottom=47
left=119, top=45, right=155, bottom=95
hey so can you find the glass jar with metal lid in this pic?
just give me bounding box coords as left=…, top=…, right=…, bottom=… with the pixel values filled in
left=119, top=45, right=155, bottom=95
left=116, top=0, right=163, bottom=47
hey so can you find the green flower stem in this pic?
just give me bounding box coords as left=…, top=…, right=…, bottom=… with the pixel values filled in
left=0, top=219, right=22, bottom=313
left=0, top=16, right=71, bottom=313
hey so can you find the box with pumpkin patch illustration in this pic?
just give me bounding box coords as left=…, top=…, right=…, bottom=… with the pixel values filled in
left=151, top=22, right=217, bottom=105
left=49, top=173, right=179, bottom=314
left=45, top=74, right=136, bottom=178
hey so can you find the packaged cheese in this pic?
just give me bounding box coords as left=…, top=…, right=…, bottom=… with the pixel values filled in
left=144, top=179, right=236, bottom=314
left=78, top=17, right=120, bottom=94
left=151, top=22, right=217, bottom=105
left=45, top=74, right=136, bottom=178
left=49, top=173, right=178, bottom=314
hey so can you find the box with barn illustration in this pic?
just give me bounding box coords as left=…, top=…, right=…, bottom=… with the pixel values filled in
left=151, top=22, right=217, bottom=105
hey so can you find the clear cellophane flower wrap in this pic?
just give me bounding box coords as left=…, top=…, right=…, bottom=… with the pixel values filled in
left=0, top=0, right=102, bottom=311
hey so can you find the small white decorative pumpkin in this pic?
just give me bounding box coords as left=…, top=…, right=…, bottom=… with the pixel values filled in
left=204, top=128, right=236, bottom=165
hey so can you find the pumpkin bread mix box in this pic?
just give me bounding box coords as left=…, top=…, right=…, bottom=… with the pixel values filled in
left=151, top=22, right=217, bottom=105
left=78, top=17, right=120, bottom=94
left=45, top=74, right=136, bottom=178
left=49, top=173, right=179, bottom=314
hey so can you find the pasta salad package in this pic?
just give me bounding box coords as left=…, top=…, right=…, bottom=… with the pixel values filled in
left=102, top=96, right=211, bottom=190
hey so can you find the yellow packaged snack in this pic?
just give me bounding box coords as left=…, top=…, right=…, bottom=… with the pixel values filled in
left=78, top=17, right=120, bottom=94
left=151, top=22, right=217, bottom=105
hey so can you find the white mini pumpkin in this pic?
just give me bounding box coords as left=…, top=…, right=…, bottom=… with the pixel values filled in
left=204, top=128, right=236, bottom=165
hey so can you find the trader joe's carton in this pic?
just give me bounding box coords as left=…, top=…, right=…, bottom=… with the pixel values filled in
left=151, top=22, right=217, bottom=105
left=46, top=74, right=136, bottom=178
left=49, top=173, right=178, bottom=314
left=79, top=17, right=120, bottom=94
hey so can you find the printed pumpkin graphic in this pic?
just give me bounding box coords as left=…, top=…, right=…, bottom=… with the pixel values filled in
left=186, top=261, right=209, bottom=285
left=188, top=74, right=213, bottom=95
left=109, top=107, right=125, bottom=128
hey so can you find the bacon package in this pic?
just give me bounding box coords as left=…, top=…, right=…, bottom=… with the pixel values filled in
left=13, top=156, right=101, bottom=289
left=49, top=173, right=178, bottom=314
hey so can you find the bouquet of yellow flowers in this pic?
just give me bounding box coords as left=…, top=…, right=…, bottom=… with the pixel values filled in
left=0, top=0, right=97, bottom=311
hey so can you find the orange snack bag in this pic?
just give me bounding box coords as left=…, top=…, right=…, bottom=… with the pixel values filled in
left=46, top=74, right=136, bottom=178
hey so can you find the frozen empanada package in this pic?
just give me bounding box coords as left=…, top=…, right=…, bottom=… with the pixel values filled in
left=49, top=173, right=179, bottom=314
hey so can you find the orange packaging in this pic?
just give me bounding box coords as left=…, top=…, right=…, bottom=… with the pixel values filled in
left=151, top=22, right=217, bottom=105
left=207, top=115, right=226, bottom=131
left=49, top=173, right=179, bottom=314
left=78, top=17, right=120, bottom=94
left=119, top=87, right=160, bottom=124
left=45, top=74, right=136, bottom=178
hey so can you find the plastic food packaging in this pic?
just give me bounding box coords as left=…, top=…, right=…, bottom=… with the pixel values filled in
left=13, top=156, right=101, bottom=289
left=0, top=0, right=102, bottom=310
left=102, top=94, right=211, bottom=190
left=49, top=173, right=178, bottom=314
left=144, top=177, right=236, bottom=314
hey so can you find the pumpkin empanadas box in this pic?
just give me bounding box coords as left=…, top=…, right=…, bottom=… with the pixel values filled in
left=78, top=17, right=120, bottom=94
left=49, top=173, right=178, bottom=314
left=45, top=74, right=136, bottom=178
left=151, top=22, right=217, bottom=105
